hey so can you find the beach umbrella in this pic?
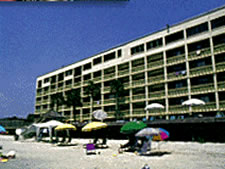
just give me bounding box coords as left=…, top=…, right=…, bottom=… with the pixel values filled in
left=152, top=128, right=170, bottom=141
left=135, top=127, right=160, bottom=137
left=0, top=125, right=6, bottom=134
left=182, top=98, right=205, bottom=106
left=120, top=121, right=147, bottom=134
left=145, top=103, right=164, bottom=111
left=82, top=122, right=107, bottom=132
left=92, top=109, right=107, bottom=121
left=55, top=124, right=77, bottom=131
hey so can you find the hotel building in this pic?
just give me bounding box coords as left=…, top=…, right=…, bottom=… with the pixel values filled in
left=35, top=6, right=225, bottom=122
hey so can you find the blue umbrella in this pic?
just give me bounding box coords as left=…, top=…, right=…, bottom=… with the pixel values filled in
left=0, top=125, right=7, bottom=134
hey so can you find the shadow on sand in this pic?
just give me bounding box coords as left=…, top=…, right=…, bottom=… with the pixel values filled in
left=139, top=151, right=171, bottom=157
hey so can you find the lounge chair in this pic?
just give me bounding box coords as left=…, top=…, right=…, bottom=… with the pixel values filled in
left=86, top=143, right=96, bottom=155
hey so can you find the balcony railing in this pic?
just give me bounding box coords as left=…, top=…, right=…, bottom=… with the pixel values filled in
left=74, top=82, right=81, bottom=87
left=219, top=100, right=225, bottom=109
left=82, top=102, right=90, bottom=107
left=148, top=75, right=165, bottom=84
left=93, top=77, right=102, bottom=82
left=167, top=53, right=186, bottom=65
left=147, top=60, right=164, bottom=70
left=132, top=79, right=145, bottom=86
left=50, top=88, right=57, bottom=93
left=189, top=65, right=213, bottom=77
left=192, top=102, right=217, bottom=112
left=132, top=94, right=145, bottom=101
left=57, top=87, right=64, bottom=92
left=104, top=73, right=115, bottom=80
left=217, top=81, right=225, bottom=91
left=118, top=69, right=129, bottom=76
left=82, top=113, right=90, bottom=120
left=132, top=65, right=145, bottom=73
left=132, top=108, right=145, bottom=116
left=65, top=84, right=72, bottom=89
left=123, top=82, right=130, bottom=89
left=216, top=62, right=225, bottom=72
left=167, top=71, right=186, bottom=81
left=214, top=43, right=225, bottom=54
left=188, top=47, right=211, bottom=60
left=169, top=105, right=189, bottom=113
left=36, top=92, right=42, bottom=96
left=149, top=90, right=165, bottom=99
left=104, top=86, right=111, bottom=92
left=104, top=99, right=115, bottom=104
left=168, top=87, right=188, bottom=97
left=191, top=83, right=215, bottom=94
left=83, top=80, right=90, bottom=85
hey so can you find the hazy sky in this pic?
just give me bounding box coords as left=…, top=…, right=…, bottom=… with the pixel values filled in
left=0, top=0, right=225, bottom=119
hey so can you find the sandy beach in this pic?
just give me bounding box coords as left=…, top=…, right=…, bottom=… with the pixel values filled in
left=0, top=135, right=224, bottom=169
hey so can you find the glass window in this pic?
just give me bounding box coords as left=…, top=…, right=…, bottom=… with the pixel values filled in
left=146, top=38, right=162, bottom=50
left=165, top=31, right=184, bottom=44
left=104, top=52, right=116, bottom=62
left=211, top=15, right=225, bottom=29
left=187, top=22, right=208, bottom=37
left=131, top=44, right=144, bottom=55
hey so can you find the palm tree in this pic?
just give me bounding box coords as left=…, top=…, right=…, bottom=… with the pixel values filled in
left=110, top=79, right=125, bottom=119
left=65, top=89, right=82, bottom=122
left=50, top=93, right=64, bottom=112
left=85, top=80, right=101, bottom=119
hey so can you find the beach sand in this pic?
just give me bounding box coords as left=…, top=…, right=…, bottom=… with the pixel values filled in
left=0, top=135, right=224, bottom=169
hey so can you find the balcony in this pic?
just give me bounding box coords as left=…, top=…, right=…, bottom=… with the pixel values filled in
left=83, top=80, right=90, bottom=85
left=57, top=87, right=64, bottom=92
left=188, top=47, right=211, bottom=60
left=147, top=60, right=164, bottom=70
left=149, top=90, right=165, bottom=100
left=167, top=71, right=186, bottom=81
left=82, top=102, right=90, bottom=107
left=36, top=92, right=42, bottom=97
left=104, top=73, right=115, bottom=80
left=104, top=99, right=115, bottom=104
left=148, top=75, right=165, bottom=84
left=123, top=82, right=130, bottom=89
left=35, top=101, right=42, bottom=105
left=169, top=105, right=189, bottom=113
left=42, top=100, right=50, bottom=104
left=132, top=79, right=145, bottom=87
left=132, top=65, right=145, bottom=73
left=217, top=81, right=225, bottom=91
left=192, top=102, right=217, bottom=112
left=103, top=86, right=111, bottom=93
left=167, top=53, right=186, bottom=66
left=65, top=84, right=72, bottom=89
left=132, top=108, right=145, bottom=117
left=74, top=82, right=81, bottom=87
left=219, top=100, right=225, bottom=110
left=214, top=43, right=225, bottom=55
left=191, top=83, right=215, bottom=94
left=93, top=77, right=102, bottom=82
left=168, top=87, right=188, bottom=97
left=118, top=69, right=129, bottom=76
left=189, top=65, right=213, bottom=77
left=132, top=94, right=145, bottom=101
left=82, top=113, right=90, bottom=121
left=50, top=88, right=57, bottom=93
left=216, top=62, right=225, bottom=73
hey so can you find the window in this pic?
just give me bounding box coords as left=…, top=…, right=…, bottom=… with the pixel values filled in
left=38, top=80, right=42, bottom=88
left=146, top=38, right=162, bottom=50
left=83, top=74, right=91, bottom=81
left=74, top=66, right=82, bottom=76
left=66, top=80, right=72, bottom=85
left=65, top=70, right=72, bottom=76
left=58, top=73, right=64, bottom=81
left=83, top=62, right=92, bottom=71
left=165, top=31, right=184, bottom=44
left=44, top=78, right=49, bottom=83
left=187, top=22, right=208, bottom=37
left=211, top=15, right=225, bottom=29
left=131, top=44, right=144, bottom=55
left=93, top=57, right=102, bottom=65
left=50, top=76, right=56, bottom=83
left=104, top=52, right=116, bottom=62
left=117, top=49, right=122, bottom=58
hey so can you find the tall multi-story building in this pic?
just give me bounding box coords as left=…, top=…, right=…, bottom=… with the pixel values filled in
left=35, top=6, right=225, bottom=122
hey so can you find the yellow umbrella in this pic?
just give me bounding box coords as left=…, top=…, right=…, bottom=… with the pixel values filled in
left=55, top=124, right=77, bottom=131
left=82, top=122, right=107, bottom=132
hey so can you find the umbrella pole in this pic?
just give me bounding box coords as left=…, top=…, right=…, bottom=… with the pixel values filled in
left=146, top=110, right=149, bottom=120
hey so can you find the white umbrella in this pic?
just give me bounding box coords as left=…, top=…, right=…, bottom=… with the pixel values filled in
left=145, top=103, right=164, bottom=111
left=92, top=109, right=107, bottom=121
left=135, top=128, right=160, bottom=137
left=182, top=98, right=205, bottom=106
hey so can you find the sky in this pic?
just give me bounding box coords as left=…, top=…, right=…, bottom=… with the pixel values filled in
left=0, top=0, right=225, bottom=119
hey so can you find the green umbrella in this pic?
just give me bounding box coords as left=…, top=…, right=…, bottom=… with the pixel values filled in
left=120, top=121, right=147, bottom=134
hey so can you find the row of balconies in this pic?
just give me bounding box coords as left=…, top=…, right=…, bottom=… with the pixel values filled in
left=36, top=100, right=225, bottom=122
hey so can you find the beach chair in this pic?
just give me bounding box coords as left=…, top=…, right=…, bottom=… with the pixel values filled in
left=86, top=143, right=96, bottom=155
